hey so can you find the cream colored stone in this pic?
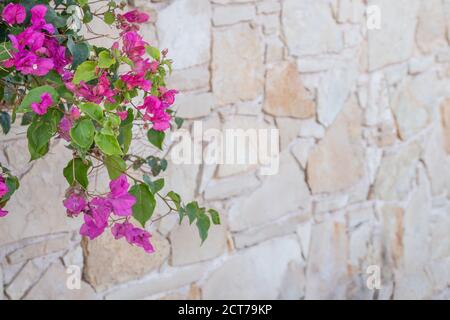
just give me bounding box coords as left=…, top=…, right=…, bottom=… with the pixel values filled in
left=213, top=4, right=255, bottom=26
left=204, top=173, right=261, bottom=200
left=175, top=92, right=215, bottom=119
left=307, top=96, right=365, bottom=194
left=168, top=65, right=210, bottom=92
left=5, top=261, right=42, bottom=300
left=305, top=218, right=349, bottom=299
left=372, top=143, right=422, bottom=201
left=441, top=99, right=450, bottom=154
left=24, top=262, right=97, bottom=300
left=282, top=0, right=343, bottom=56
left=82, top=231, right=170, bottom=290
left=202, top=236, right=302, bottom=299
left=264, top=62, right=315, bottom=118
left=228, top=151, right=311, bottom=231
left=212, top=23, right=265, bottom=106
left=170, top=219, right=227, bottom=266
left=156, top=0, right=211, bottom=70
left=291, top=138, right=315, bottom=169
left=7, top=234, right=71, bottom=264
left=367, top=0, right=420, bottom=70
left=416, top=0, right=447, bottom=54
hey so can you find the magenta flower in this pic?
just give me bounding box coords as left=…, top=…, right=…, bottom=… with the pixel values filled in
left=30, top=4, right=54, bottom=34
left=122, top=10, right=149, bottom=24
left=31, top=92, right=53, bottom=115
left=64, top=194, right=87, bottom=217
left=120, top=72, right=151, bottom=91
left=0, top=208, right=8, bottom=217
left=80, top=197, right=111, bottom=240
left=112, top=222, right=155, bottom=253
left=117, top=111, right=128, bottom=121
left=122, top=31, right=147, bottom=62
left=138, top=95, right=171, bottom=131
left=70, top=106, right=81, bottom=120
left=108, top=175, right=136, bottom=217
left=58, top=116, right=73, bottom=142
left=0, top=177, right=8, bottom=198
left=76, top=74, right=115, bottom=104
left=160, top=88, right=179, bottom=107
left=2, top=3, right=26, bottom=25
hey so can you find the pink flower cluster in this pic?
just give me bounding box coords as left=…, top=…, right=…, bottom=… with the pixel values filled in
left=63, top=175, right=153, bottom=253
left=31, top=92, right=53, bottom=115
left=0, top=176, right=9, bottom=217
left=58, top=106, right=80, bottom=142
left=65, top=72, right=117, bottom=105
left=2, top=4, right=71, bottom=76
left=138, top=88, right=178, bottom=131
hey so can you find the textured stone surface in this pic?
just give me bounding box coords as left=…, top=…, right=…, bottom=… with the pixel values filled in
left=82, top=231, right=170, bottom=290
left=263, top=62, right=315, bottom=118
left=24, top=262, right=97, bottom=300
left=307, top=96, right=365, bottom=194
left=1, top=0, right=449, bottom=300
left=367, top=0, right=420, bottom=70
left=202, top=236, right=302, bottom=299
left=156, top=0, right=211, bottom=70
left=212, top=23, right=265, bottom=106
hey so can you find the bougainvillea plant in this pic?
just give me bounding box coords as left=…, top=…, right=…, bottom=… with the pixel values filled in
left=0, top=0, right=220, bottom=253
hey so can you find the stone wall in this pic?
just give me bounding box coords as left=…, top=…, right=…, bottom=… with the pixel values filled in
left=1, top=0, right=450, bottom=300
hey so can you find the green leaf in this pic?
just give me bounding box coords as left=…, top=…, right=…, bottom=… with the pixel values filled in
left=67, top=38, right=90, bottom=69
left=129, top=183, right=156, bottom=228
left=208, top=209, right=221, bottom=225
left=98, top=50, right=115, bottom=69
left=77, top=0, right=88, bottom=7
left=45, top=7, right=67, bottom=28
left=167, top=191, right=182, bottom=210
left=143, top=176, right=164, bottom=194
left=186, top=201, right=199, bottom=225
left=104, top=11, right=116, bottom=25
left=0, top=111, right=10, bottom=134
left=94, top=133, right=123, bottom=156
left=104, top=155, right=126, bottom=179
left=147, top=129, right=165, bottom=150
left=18, top=86, right=59, bottom=113
left=0, top=42, right=12, bottom=62
left=196, top=212, right=211, bottom=244
left=63, top=158, right=91, bottom=189
left=70, top=119, right=95, bottom=149
left=175, top=117, right=184, bottom=129
left=146, top=46, right=161, bottom=61
left=0, top=175, right=19, bottom=203
left=79, top=102, right=103, bottom=123
left=73, top=61, right=98, bottom=85
left=118, top=110, right=134, bottom=153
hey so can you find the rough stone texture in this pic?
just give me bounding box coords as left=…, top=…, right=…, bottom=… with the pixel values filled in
left=212, top=23, right=265, bottom=106
left=82, top=231, right=170, bottom=291
left=1, top=0, right=450, bottom=300
left=307, top=96, right=365, bottom=194
left=263, top=61, right=315, bottom=118
left=202, top=236, right=302, bottom=299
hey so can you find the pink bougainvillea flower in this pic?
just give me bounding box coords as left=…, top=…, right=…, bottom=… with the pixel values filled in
left=80, top=197, right=111, bottom=240
left=120, top=72, right=151, bottom=91
left=160, top=88, right=178, bottom=107
left=122, top=31, right=147, bottom=62
left=76, top=73, right=115, bottom=104
left=0, top=208, right=8, bottom=217
left=7, top=51, right=54, bottom=76
left=122, top=10, right=149, bottom=24
left=64, top=194, right=87, bottom=217
left=42, top=38, right=71, bottom=73
left=70, top=106, right=81, bottom=120
left=31, top=92, right=53, bottom=115
left=0, top=176, right=8, bottom=198
left=9, top=29, right=45, bottom=52
left=138, top=95, right=171, bottom=131
left=112, top=222, right=155, bottom=253
left=30, top=4, right=54, bottom=34
left=117, top=111, right=128, bottom=121
left=58, top=116, right=73, bottom=142
left=2, top=3, right=26, bottom=25
left=108, top=175, right=136, bottom=217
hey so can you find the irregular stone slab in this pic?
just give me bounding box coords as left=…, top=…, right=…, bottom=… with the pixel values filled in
left=228, top=151, right=311, bottom=231
left=212, top=23, right=265, bottom=106
left=202, top=236, right=302, bottom=299
left=170, top=219, right=227, bottom=266
left=441, top=99, right=450, bottom=154
left=204, top=172, right=261, bottom=200
left=7, top=234, right=71, bottom=264
left=24, top=262, right=97, bottom=300
left=307, top=96, right=365, bottom=194
left=367, top=0, right=420, bottom=70
left=305, top=218, right=349, bottom=299
left=391, top=80, right=430, bottom=141
left=371, top=143, right=422, bottom=201
left=105, top=263, right=207, bottom=300
left=168, top=64, right=210, bottom=92
left=0, top=141, right=80, bottom=247
left=5, top=261, right=42, bottom=300
left=82, top=231, right=170, bottom=291
left=156, top=0, right=211, bottom=70
left=282, top=0, right=343, bottom=56
left=263, top=62, right=315, bottom=118
left=416, top=0, right=447, bottom=54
